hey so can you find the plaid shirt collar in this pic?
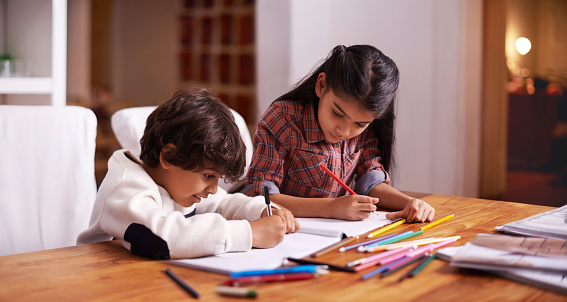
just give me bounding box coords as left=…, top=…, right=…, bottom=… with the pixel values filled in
left=302, top=101, right=326, bottom=144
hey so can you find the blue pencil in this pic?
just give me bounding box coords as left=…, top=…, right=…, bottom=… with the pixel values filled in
left=339, top=233, right=399, bottom=252
left=381, top=254, right=426, bottom=278
left=361, top=258, right=405, bottom=280
left=364, top=230, right=415, bottom=249
left=230, top=265, right=319, bottom=278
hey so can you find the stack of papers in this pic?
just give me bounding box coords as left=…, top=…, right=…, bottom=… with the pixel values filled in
left=438, top=234, right=567, bottom=295
left=500, top=204, right=567, bottom=240
left=438, top=204, right=567, bottom=294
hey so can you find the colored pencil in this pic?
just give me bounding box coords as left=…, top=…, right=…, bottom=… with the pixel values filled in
left=319, top=163, right=356, bottom=195
left=371, top=236, right=459, bottom=252
left=360, top=258, right=405, bottom=280
left=405, top=237, right=459, bottom=258
left=362, top=230, right=417, bottom=251
left=339, top=233, right=399, bottom=252
left=165, top=268, right=201, bottom=299
left=381, top=254, right=426, bottom=278
left=224, top=272, right=317, bottom=286
left=398, top=253, right=432, bottom=282
left=367, top=219, right=406, bottom=238
left=410, top=252, right=437, bottom=277
left=216, top=286, right=257, bottom=298
left=420, top=214, right=454, bottom=231
left=310, top=235, right=358, bottom=257
left=287, top=258, right=356, bottom=273
left=379, top=237, right=457, bottom=265
left=347, top=245, right=415, bottom=267
left=230, top=265, right=319, bottom=278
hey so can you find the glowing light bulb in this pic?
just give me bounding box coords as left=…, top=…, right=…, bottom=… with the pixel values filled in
left=515, top=37, right=531, bottom=55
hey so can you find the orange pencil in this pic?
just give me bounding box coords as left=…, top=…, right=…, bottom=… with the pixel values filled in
left=319, top=164, right=356, bottom=195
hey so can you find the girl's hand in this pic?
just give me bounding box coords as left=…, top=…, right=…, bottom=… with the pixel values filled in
left=249, top=216, right=286, bottom=248
left=270, top=205, right=300, bottom=233
left=385, top=198, right=435, bottom=222
left=330, top=195, right=379, bottom=221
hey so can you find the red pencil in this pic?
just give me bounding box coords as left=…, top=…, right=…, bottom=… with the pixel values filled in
left=319, top=164, right=356, bottom=195
left=223, top=272, right=317, bottom=286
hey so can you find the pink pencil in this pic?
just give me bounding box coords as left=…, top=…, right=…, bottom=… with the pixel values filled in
left=319, top=164, right=356, bottom=195
left=405, top=237, right=460, bottom=258
left=348, top=245, right=415, bottom=267
left=354, top=246, right=416, bottom=271
left=379, top=237, right=459, bottom=265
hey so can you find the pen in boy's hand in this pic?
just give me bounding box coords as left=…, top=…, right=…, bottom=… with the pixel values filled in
left=263, top=186, right=272, bottom=216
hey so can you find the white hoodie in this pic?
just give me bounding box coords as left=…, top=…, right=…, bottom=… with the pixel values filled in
left=77, top=150, right=268, bottom=259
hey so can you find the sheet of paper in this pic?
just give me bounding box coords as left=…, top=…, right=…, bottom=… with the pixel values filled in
left=451, top=243, right=567, bottom=273
left=296, top=211, right=392, bottom=238
left=470, top=234, right=567, bottom=258
left=502, top=204, right=567, bottom=240
left=169, top=232, right=339, bottom=274
left=439, top=245, right=567, bottom=295
left=168, top=211, right=394, bottom=274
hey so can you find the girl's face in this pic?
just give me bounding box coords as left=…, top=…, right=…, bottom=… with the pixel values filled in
left=315, top=73, right=374, bottom=144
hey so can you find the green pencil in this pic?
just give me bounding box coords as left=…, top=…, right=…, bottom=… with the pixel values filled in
left=409, top=252, right=437, bottom=277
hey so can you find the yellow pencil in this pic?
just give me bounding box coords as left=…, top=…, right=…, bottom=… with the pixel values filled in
left=367, top=219, right=406, bottom=238
left=420, top=214, right=455, bottom=231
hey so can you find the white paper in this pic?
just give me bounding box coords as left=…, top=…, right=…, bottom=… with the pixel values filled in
left=169, top=211, right=394, bottom=274
left=439, top=245, right=567, bottom=295
left=502, top=204, right=567, bottom=240
left=451, top=243, right=567, bottom=273
left=296, top=211, right=391, bottom=238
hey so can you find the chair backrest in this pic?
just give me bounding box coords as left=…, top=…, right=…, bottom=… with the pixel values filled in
left=0, top=105, right=98, bottom=256
left=110, top=106, right=253, bottom=192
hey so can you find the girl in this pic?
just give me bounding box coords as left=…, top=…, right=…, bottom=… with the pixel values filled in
left=244, top=45, right=434, bottom=222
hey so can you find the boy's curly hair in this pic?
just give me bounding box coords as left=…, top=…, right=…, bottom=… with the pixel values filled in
left=140, top=87, right=246, bottom=182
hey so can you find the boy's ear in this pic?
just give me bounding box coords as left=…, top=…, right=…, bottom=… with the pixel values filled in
left=315, top=72, right=326, bottom=98
left=159, top=143, right=176, bottom=169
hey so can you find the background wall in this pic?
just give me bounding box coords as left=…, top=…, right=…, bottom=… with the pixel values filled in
left=257, top=0, right=483, bottom=197
left=109, top=0, right=179, bottom=106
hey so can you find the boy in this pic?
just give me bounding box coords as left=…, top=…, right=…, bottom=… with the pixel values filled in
left=77, top=87, right=298, bottom=259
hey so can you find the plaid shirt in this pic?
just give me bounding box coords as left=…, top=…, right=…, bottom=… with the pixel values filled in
left=245, top=99, right=389, bottom=198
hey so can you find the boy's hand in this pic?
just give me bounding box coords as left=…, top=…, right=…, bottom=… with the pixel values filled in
left=330, top=195, right=379, bottom=221
left=249, top=216, right=286, bottom=248
left=385, top=198, right=435, bottom=222
left=269, top=205, right=300, bottom=233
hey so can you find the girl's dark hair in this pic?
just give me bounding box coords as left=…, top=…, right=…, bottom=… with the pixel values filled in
left=276, top=45, right=399, bottom=173
left=140, top=87, right=246, bottom=182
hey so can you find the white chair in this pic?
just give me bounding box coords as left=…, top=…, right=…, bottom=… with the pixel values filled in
left=0, top=105, right=98, bottom=256
left=111, top=106, right=253, bottom=192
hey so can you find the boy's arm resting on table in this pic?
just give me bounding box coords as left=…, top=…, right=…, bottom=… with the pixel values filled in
left=99, top=179, right=255, bottom=259
left=368, top=183, right=435, bottom=222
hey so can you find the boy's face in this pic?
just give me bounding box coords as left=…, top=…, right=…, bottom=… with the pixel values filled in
left=161, top=162, right=222, bottom=207
left=315, top=73, right=374, bottom=144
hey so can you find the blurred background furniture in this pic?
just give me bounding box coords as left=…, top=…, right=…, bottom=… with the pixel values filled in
left=507, top=91, right=560, bottom=170
left=0, top=105, right=98, bottom=256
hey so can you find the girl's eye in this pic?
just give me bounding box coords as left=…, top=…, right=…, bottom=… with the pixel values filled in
left=205, top=174, right=216, bottom=179
left=333, top=110, right=343, bottom=117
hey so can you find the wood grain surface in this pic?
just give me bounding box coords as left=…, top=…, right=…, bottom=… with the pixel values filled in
left=1, top=194, right=565, bottom=301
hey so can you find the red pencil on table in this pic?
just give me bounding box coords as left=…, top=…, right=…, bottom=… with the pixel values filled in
left=223, top=272, right=317, bottom=286
left=319, top=164, right=356, bottom=195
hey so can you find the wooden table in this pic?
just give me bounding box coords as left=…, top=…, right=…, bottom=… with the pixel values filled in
left=1, top=194, right=565, bottom=301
